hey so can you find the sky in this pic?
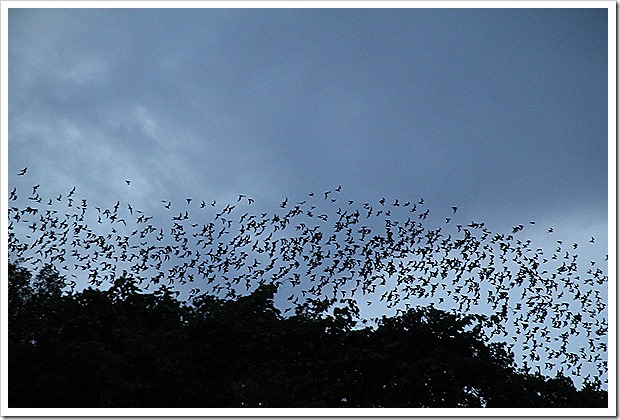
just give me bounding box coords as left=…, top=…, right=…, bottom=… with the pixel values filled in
left=8, top=7, right=608, bottom=232
left=5, top=3, right=612, bottom=394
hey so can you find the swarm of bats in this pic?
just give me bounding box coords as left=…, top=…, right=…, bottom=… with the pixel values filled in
left=8, top=177, right=608, bottom=384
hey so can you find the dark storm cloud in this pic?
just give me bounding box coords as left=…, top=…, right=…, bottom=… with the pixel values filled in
left=8, top=6, right=608, bottom=248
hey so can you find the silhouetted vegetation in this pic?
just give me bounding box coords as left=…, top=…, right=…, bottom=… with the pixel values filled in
left=9, top=262, right=606, bottom=408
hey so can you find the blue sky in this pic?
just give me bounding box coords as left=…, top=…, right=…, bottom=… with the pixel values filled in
left=9, top=7, right=607, bottom=229
left=6, top=4, right=611, bottom=391
left=8, top=6, right=609, bottom=291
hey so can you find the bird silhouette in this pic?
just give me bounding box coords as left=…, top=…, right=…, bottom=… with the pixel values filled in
left=17, top=167, right=27, bottom=176
left=5, top=181, right=607, bottom=384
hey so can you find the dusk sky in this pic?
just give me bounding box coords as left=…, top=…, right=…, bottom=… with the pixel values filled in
left=4, top=3, right=613, bottom=403
left=8, top=6, right=608, bottom=240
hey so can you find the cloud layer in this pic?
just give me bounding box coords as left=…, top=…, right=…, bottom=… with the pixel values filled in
left=8, top=7, right=608, bottom=252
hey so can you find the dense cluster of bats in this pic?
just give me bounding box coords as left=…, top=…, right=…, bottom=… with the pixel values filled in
left=8, top=171, right=607, bottom=384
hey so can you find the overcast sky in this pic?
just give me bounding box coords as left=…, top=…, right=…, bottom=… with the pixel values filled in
left=8, top=7, right=608, bottom=247
left=8, top=5, right=610, bottom=277
left=8, top=6, right=608, bottom=260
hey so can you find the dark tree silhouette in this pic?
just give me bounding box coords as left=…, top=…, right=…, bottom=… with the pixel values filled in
left=8, top=262, right=606, bottom=408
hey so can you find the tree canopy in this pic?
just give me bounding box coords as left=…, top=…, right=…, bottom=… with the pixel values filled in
left=9, top=262, right=606, bottom=408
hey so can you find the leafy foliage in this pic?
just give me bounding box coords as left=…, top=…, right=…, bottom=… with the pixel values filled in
left=8, top=262, right=606, bottom=408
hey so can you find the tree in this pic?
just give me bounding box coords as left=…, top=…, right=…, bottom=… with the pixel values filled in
left=8, top=262, right=607, bottom=408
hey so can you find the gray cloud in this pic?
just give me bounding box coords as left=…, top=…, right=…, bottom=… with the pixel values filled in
left=8, top=6, right=608, bottom=254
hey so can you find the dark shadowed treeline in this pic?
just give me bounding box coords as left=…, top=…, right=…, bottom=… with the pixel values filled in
left=8, top=262, right=606, bottom=408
